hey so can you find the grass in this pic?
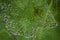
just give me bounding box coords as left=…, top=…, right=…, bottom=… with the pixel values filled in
left=0, top=0, right=60, bottom=40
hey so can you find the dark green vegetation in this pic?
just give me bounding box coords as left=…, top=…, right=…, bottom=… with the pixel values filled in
left=0, top=0, right=60, bottom=40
